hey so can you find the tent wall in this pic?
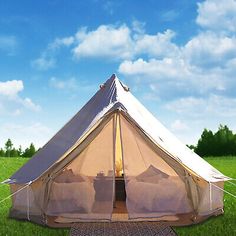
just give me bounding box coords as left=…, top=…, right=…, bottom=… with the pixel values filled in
left=196, top=180, right=224, bottom=215
left=9, top=182, right=45, bottom=225
left=9, top=115, right=116, bottom=223
left=45, top=115, right=115, bottom=221
left=119, top=114, right=193, bottom=219
left=9, top=111, right=225, bottom=226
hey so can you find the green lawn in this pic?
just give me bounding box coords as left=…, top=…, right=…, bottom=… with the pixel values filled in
left=0, top=157, right=235, bottom=236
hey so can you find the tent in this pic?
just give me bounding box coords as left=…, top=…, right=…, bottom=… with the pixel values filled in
left=5, top=74, right=230, bottom=227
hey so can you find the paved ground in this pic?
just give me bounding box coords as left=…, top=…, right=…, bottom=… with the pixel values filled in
left=70, top=222, right=178, bottom=236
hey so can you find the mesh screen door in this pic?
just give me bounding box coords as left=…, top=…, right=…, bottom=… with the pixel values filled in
left=119, top=114, right=192, bottom=219
left=47, top=116, right=115, bottom=220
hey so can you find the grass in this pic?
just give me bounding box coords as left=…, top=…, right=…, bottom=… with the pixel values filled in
left=175, top=156, right=236, bottom=236
left=0, top=157, right=236, bottom=236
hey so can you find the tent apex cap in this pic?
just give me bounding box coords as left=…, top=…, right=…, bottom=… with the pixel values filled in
left=100, top=73, right=119, bottom=89
left=106, top=73, right=119, bottom=83
left=108, top=73, right=130, bottom=91
left=110, top=73, right=118, bottom=81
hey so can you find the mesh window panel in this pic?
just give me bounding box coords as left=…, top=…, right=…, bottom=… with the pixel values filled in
left=197, top=181, right=224, bottom=215
left=46, top=117, right=115, bottom=221
left=120, top=115, right=192, bottom=219
left=10, top=184, right=41, bottom=219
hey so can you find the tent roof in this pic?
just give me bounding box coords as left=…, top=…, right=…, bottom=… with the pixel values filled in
left=9, top=74, right=229, bottom=184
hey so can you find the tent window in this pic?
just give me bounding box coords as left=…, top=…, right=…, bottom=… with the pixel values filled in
left=119, top=114, right=193, bottom=219
left=46, top=116, right=115, bottom=221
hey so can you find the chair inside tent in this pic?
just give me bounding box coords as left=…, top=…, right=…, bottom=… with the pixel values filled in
left=7, top=75, right=228, bottom=227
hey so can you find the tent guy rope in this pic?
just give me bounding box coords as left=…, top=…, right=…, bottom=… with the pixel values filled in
left=211, top=183, right=236, bottom=199
left=0, top=184, right=7, bottom=187
left=0, top=178, right=15, bottom=184
left=228, top=181, right=236, bottom=187
left=0, top=181, right=32, bottom=204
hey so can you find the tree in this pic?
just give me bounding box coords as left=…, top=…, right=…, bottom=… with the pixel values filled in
left=10, top=148, right=18, bottom=157
left=214, top=125, right=235, bottom=156
left=28, top=143, right=36, bottom=157
left=194, top=124, right=236, bottom=157
left=17, top=145, right=23, bottom=157
left=186, top=144, right=196, bottom=150
left=22, top=143, right=36, bottom=157
left=5, top=139, right=13, bottom=157
left=0, top=148, right=5, bottom=157
left=195, top=129, right=215, bottom=156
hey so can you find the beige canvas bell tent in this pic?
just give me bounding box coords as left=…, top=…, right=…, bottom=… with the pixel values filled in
left=4, top=74, right=230, bottom=227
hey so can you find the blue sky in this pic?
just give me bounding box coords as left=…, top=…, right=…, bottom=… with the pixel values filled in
left=1, top=0, right=236, bottom=149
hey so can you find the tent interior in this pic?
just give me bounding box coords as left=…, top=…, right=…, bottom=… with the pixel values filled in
left=9, top=111, right=224, bottom=227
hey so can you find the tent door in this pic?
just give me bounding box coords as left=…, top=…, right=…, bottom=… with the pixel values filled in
left=117, top=112, right=193, bottom=219
left=46, top=115, right=116, bottom=221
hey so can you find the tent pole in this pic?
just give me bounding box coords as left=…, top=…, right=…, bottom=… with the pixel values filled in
left=112, top=114, right=117, bottom=210
left=209, top=182, right=212, bottom=211
left=27, top=184, right=31, bottom=221
left=118, top=112, right=129, bottom=218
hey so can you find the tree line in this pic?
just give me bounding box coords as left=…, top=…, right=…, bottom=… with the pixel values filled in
left=0, top=139, right=37, bottom=158
left=187, top=124, right=236, bottom=157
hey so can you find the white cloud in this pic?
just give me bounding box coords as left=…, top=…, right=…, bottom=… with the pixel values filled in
left=102, top=1, right=115, bottom=15
left=166, top=95, right=236, bottom=118
left=31, top=55, right=56, bottom=70
left=32, top=24, right=179, bottom=68
left=119, top=58, right=188, bottom=80
left=13, top=109, right=21, bottom=116
left=0, top=80, right=41, bottom=115
left=113, top=1, right=236, bottom=100
left=0, top=80, right=23, bottom=97
left=49, top=77, right=78, bottom=90
left=160, top=10, right=179, bottom=22
left=119, top=31, right=236, bottom=78
left=134, top=29, right=179, bottom=58
left=0, top=103, right=4, bottom=114
left=49, top=36, right=74, bottom=50
left=170, top=119, right=189, bottom=131
left=132, top=20, right=146, bottom=34
left=0, top=122, right=52, bottom=149
left=119, top=31, right=236, bottom=96
left=32, top=36, right=74, bottom=70
left=165, top=96, right=205, bottom=116
left=119, top=57, right=224, bottom=98
left=73, top=25, right=133, bottom=59
left=164, top=94, right=236, bottom=144
left=183, top=31, right=236, bottom=68
left=0, top=35, right=18, bottom=55
left=72, top=25, right=179, bottom=60
left=49, top=76, right=95, bottom=98
left=21, top=97, right=41, bottom=112
left=196, top=0, right=236, bottom=32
